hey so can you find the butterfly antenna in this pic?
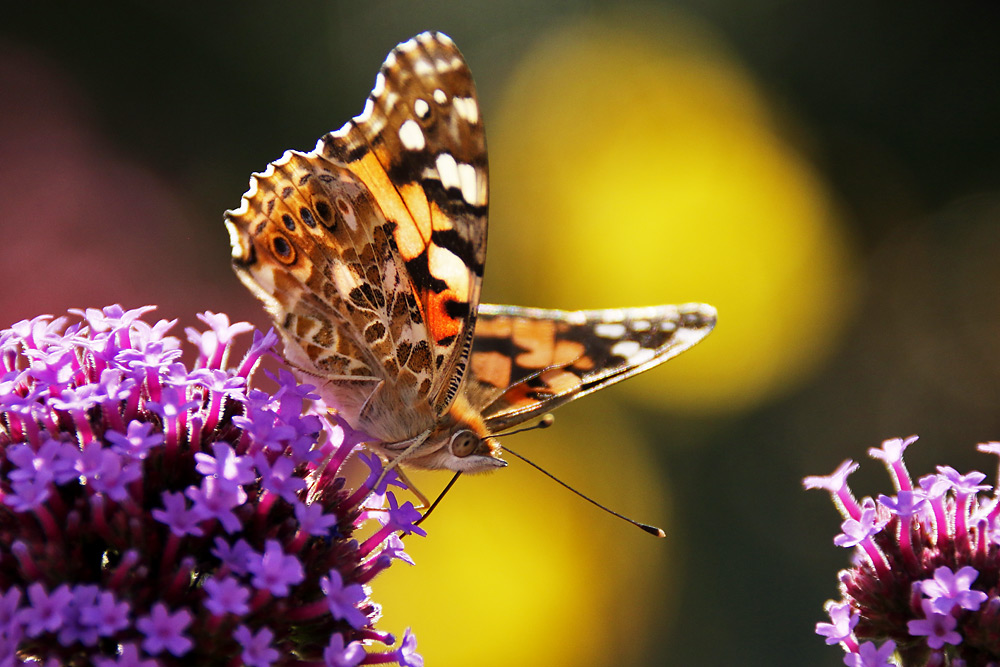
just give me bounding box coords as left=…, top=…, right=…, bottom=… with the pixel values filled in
left=493, top=413, right=556, bottom=439
left=500, top=443, right=666, bottom=538
left=414, top=471, right=462, bottom=526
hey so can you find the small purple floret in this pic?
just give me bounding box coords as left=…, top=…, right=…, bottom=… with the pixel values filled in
left=843, top=640, right=896, bottom=667
left=136, top=603, right=193, bottom=657
left=246, top=540, right=305, bottom=597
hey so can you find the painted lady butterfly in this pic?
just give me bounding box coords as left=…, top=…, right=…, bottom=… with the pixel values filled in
left=225, top=32, right=716, bottom=475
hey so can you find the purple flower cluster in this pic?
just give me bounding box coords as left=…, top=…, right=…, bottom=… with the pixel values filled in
left=0, top=306, right=424, bottom=666
left=806, top=436, right=1000, bottom=666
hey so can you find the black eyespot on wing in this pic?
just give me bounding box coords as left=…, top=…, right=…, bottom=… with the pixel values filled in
left=315, top=200, right=332, bottom=223
left=300, top=207, right=317, bottom=228
left=282, top=214, right=296, bottom=232
left=272, top=236, right=294, bottom=262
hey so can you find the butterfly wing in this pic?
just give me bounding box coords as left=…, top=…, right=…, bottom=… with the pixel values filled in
left=224, top=32, right=487, bottom=442
left=468, top=303, right=717, bottom=431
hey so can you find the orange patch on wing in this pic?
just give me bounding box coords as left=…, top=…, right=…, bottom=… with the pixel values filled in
left=425, top=290, right=463, bottom=342
left=430, top=201, right=456, bottom=231
left=498, top=383, right=537, bottom=409
left=398, top=182, right=432, bottom=238
left=512, top=319, right=556, bottom=368
left=346, top=153, right=428, bottom=259
left=552, top=339, right=585, bottom=366
left=391, top=217, right=428, bottom=262
left=470, top=350, right=512, bottom=388
left=474, top=316, right=513, bottom=338
left=538, top=368, right=582, bottom=395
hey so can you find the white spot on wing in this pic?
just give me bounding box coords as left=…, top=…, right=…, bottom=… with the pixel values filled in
left=428, top=245, right=469, bottom=299
left=366, top=115, right=387, bottom=137
left=611, top=340, right=656, bottom=365
left=398, top=120, right=425, bottom=151
left=273, top=151, right=293, bottom=167
left=595, top=323, right=627, bottom=338
left=453, top=96, right=479, bottom=123
left=435, top=153, right=460, bottom=191
left=242, top=176, right=260, bottom=199
left=414, top=58, right=433, bottom=76
left=355, top=97, right=375, bottom=123
left=384, top=91, right=399, bottom=113
left=457, top=162, right=482, bottom=206
left=372, top=72, right=386, bottom=97
left=599, top=309, right=625, bottom=322
left=630, top=320, right=652, bottom=332
left=611, top=340, right=640, bottom=358
left=225, top=220, right=246, bottom=257
left=433, top=88, right=447, bottom=105
left=228, top=198, right=250, bottom=216
left=414, top=99, right=430, bottom=119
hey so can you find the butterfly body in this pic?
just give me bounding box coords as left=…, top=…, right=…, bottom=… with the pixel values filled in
left=225, top=32, right=716, bottom=474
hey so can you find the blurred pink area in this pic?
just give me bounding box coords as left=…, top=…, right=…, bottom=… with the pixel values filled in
left=0, top=43, right=262, bottom=333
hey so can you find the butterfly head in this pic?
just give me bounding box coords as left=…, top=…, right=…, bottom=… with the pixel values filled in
left=444, top=428, right=506, bottom=473
left=389, top=398, right=506, bottom=473
left=414, top=427, right=505, bottom=474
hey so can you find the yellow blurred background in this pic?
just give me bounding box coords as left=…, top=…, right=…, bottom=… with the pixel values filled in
left=4, top=2, right=1000, bottom=665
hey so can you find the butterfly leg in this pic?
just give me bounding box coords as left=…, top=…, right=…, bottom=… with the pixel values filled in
left=371, top=428, right=433, bottom=495
left=393, top=466, right=430, bottom=510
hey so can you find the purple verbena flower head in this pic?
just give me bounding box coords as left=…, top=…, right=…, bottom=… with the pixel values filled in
left=0, top=305, right=424, bottom=665
left=806, top=435, right=1000, bottom=665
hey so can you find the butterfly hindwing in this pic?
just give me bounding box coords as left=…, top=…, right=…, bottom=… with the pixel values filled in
left=469, top=303, right=717, bottom=431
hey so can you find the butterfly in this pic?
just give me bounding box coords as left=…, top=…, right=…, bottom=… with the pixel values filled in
left=224, top=31, right=716, bottom=474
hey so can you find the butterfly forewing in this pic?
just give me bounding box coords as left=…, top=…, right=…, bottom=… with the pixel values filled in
left=225, top=32, right=487, bottom=443
left=320, top=32, right=488, bottom=416
left=470, top=303, right=717, bottom=431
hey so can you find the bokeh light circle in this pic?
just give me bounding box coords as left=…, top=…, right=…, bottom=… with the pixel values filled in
left=374, top=404, right=670, bottom=667
left=487, top=14, right=859, bottom=414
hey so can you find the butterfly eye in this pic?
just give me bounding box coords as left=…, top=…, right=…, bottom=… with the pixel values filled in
left=449, top=430, right=479, bottom=458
